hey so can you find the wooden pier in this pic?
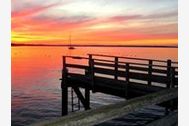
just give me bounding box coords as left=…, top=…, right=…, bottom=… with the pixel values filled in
left=60, top=54, right=178, bottom=116
left=32, top=54, right=178, bottom=126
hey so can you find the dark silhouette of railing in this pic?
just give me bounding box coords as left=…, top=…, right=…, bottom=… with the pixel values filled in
left=60, top=54, right=178, bottom=116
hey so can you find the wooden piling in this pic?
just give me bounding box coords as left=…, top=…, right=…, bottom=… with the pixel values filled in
left=61, top=86, right=68, bottom=116
left=84, top=69, right=91, bottom=110
left=85, top=87, right=90, bottom=110
left=61, top=56, right=68, bottom=116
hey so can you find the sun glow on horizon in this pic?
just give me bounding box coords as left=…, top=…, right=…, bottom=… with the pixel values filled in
left=12, top=0, right=178, bottom=46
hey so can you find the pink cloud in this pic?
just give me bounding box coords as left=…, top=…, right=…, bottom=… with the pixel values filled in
left=12, top=3, right=59, bottom=18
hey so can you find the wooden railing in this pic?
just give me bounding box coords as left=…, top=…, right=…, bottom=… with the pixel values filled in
left=62, top=54, right=178, bottom=89
left=59, top=54, right=178, bottom=117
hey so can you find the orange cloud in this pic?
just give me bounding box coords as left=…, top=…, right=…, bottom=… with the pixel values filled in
left=11, top=1, right=178, bottom=46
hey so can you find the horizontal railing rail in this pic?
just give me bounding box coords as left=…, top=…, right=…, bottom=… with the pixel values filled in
left=88, top=53, right=178, bottom=64
left=63, top=54, right=178, bottom=68
left=62, top=54, right=178, bottom=87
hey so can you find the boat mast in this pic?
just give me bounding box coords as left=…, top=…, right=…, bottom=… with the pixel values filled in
left=69, top=33, right=71, bottom=47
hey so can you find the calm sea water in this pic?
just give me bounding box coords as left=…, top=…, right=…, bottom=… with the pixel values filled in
left=11, top=46, right=177, bottom=126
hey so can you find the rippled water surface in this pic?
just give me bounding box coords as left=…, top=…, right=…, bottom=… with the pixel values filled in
left=11, top=47, right=177, bottom=126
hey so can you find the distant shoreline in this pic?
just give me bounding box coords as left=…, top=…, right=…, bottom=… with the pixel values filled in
left=11, top=43, right=178, bottom=48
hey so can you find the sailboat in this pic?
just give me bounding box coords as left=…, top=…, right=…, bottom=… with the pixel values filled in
left=68, top=33, right=75, bottom=50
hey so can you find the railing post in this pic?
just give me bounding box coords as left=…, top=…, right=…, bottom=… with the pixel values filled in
left=90, top=59, right=95, bottom=92
left=89, top=54, right=92, bottom=66
left=62, top=56, right=68, bottom=116
left=115, top=57, right=118, bottom=80
left=148, top=60, right=153, bottom=86
left=168, top=67, right=176, bottom=112
left=165, top=59, right=172, bottom=114
left=170, top=67, right=175, bottom=88
left=88, top=54, right=92, bottom=74
left=62, top=56, right=68, bottom=86
left=167, top=60, right=172, bottom=88
left=125, top=63, right=130, bottom=98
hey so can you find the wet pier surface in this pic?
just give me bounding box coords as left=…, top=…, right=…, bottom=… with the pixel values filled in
left=32, top=88, right=177, bottom=126
left=95, top=105, right=174, bottom=126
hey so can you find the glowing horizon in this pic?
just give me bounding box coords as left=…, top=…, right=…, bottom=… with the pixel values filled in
left=12, top=0, right=178, bottom=46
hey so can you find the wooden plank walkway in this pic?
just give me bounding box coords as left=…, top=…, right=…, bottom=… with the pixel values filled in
left=96, top=106, right=177, bottom=126
left=32, top=88, right=178, bottom=126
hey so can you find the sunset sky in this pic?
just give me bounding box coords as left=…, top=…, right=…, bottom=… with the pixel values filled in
left=11, top=0, right=178, bottom=45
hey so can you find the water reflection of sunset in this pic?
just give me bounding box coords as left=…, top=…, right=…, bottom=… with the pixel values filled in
left=12, top=46, right=178, bottom=88
left=11, top=46, right=177, bottom=125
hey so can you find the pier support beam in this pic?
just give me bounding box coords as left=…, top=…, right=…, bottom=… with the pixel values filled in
left=61, top=56, right=68, bottom=116
left=73, top=87, right=90, bottom=110
left=61, top=85, right=68, bottom=116
left=85, top=87, right=90, bottom=110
